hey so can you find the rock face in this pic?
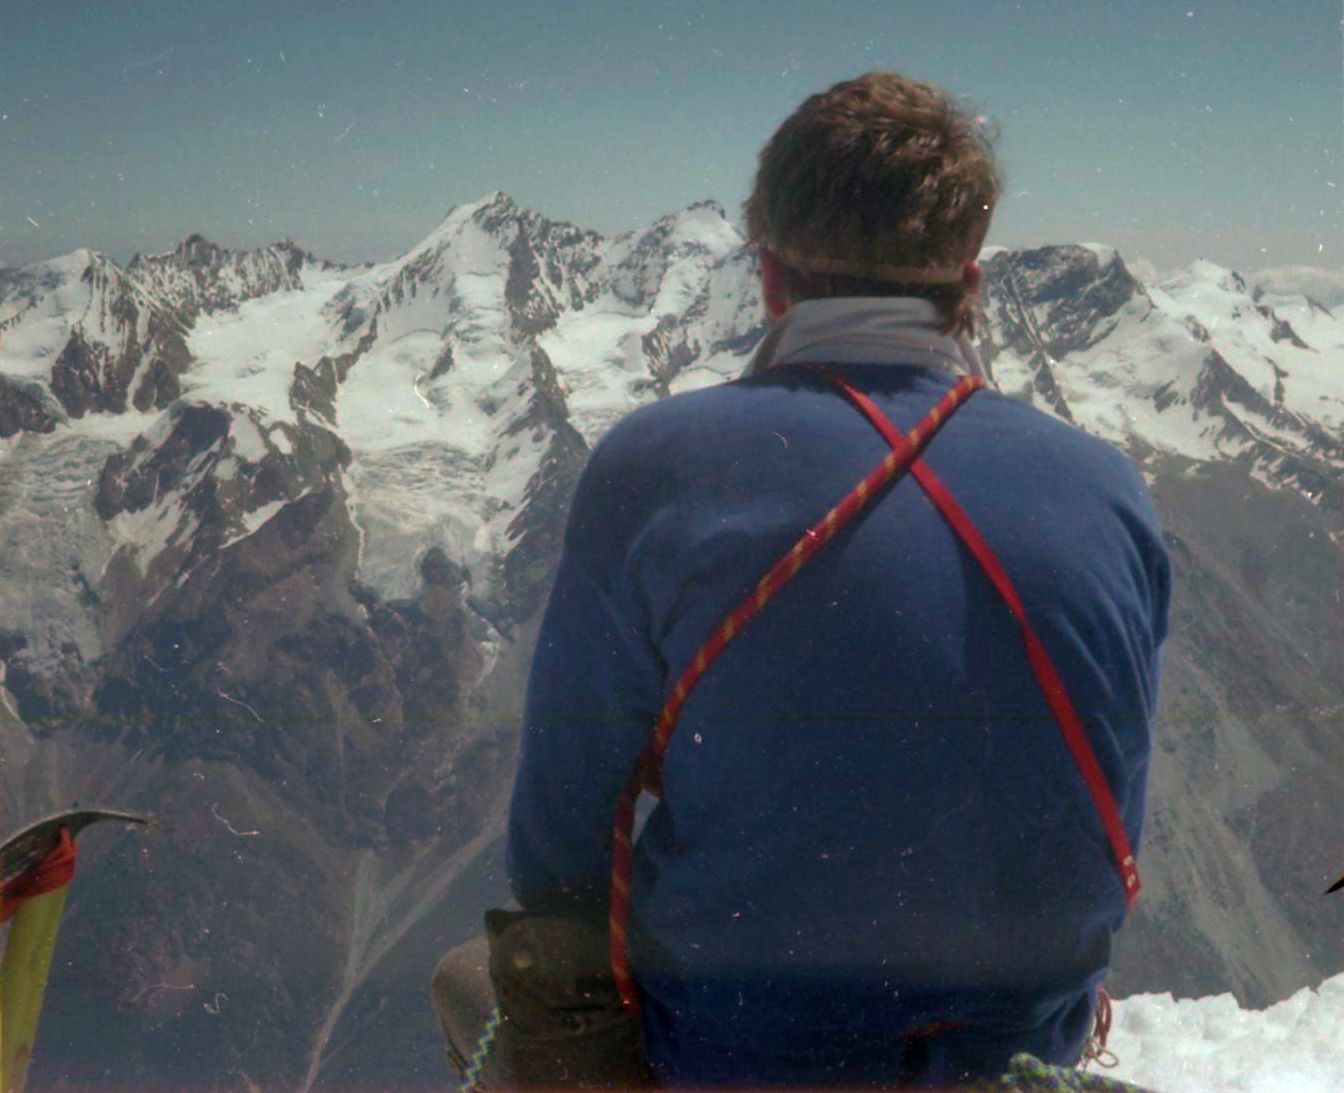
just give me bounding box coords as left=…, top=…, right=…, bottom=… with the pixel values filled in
left=1107, top=461, right=1344, bottom=1005
left=0, top=373, right=61, bottom=436
left=1, top=201, right=1342, bottom=1089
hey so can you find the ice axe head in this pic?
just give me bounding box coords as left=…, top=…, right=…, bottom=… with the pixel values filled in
left=1, top=810, right=149, bottom=886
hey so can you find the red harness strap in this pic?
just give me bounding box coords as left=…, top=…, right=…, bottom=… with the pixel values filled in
left=607, top=374, right=984, bottom=1011
left=822, top=373, right=1141, bottom=908
left=1, top=826, right=76, bottom=924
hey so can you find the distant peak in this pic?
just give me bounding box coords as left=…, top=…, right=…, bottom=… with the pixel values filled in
left=42, top=247, right=108, bottom=277
left=165, top=234, right=226, bottom=269
left=648, top=199, right=728, bottom=228
left=685, top=198, right=727, bottom=218
left=422, top=192, right=527, bottom=245
left=980, top=242, right=1125, bottom=270
left=270, top=238, right=313, bottom=261
left=627, top=201, right=742, bottom=254
left=442, top=191, right=519, bottom=222
left=1183, top=258, right=1249, bottom=295
left=1077, top=242, right=1119, bottom=268
left=177, top=233, right=220, bottom=253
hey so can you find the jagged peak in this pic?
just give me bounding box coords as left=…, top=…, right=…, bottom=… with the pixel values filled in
left=413, top=194, right=738, bottom=268
left=684, top=198, right=728, bottom=218
left=979, top=243, right=1085, bottom=268
left=1174, top=258, right=1249, bottom=296
left=613, top=201, right=742, bottom=261
left=266, top=238, right=333, bottom=273
left=475, top=190, right=519, bottom=215
left=178, top=232, right=216, bottom=250
left=670, top=199, right=737, bottom=239
left=408, top=192, right=608, bottom=278
left=35, top=247, right=113, bottom=277
left=129, top=235, right=221, bottom=268
left=985, top=242, right=1124, bottom=265
left=172, top=233, right=225, bottom=265
left=641, top=199, right=728, bottom=231
left=1077, top=242, right=1120, bottom=269
left=129, top=234, right=311, bottom=272
left=407, top=192, right=525, bottom=257
left=436, top=191, right=520, bottom=230
left=979, top=244, right=1140, bottom=302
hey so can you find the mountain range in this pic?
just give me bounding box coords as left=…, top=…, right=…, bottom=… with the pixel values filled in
left=1, top=192, right=1341, bottom=1089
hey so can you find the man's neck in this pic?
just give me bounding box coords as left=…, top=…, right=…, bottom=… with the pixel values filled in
left=745, top=296, right=985, bottom=379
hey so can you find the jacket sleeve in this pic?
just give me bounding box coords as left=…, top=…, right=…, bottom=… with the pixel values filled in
left=505, top=457, right=666, bottom=913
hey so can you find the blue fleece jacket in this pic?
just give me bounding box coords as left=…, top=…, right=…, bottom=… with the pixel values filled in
left=507, top=321, right=1170, bottom=1086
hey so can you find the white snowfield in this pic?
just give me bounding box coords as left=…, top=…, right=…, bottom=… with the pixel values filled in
left=1108, top=972, right=1344, bottom=1092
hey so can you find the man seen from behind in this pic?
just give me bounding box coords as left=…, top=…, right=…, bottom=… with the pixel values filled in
left=507, top=71, right=1171, bottom=1087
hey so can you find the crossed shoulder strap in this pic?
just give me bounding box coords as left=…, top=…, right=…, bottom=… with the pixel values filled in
left=607, top=370, right=1139, bottom=1011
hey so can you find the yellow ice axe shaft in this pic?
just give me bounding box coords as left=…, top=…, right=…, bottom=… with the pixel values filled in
left=0, top=885, right=69, bottom=1093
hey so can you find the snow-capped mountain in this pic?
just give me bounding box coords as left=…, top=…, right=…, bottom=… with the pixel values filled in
left=1, top=196, right=1340, bottom=1090
left=982, top=245, right=1343, bottom=499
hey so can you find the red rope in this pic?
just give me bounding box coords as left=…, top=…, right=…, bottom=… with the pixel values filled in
left=1, top=826, right=77, bottom=924
left=1081, top=986, right=1117, bottom=1067
left=1095, top=987, right=1113, bottom=1047
left=824, top=375, right=1141, bottom=907
left=607, top=375, right=983, bottom=1010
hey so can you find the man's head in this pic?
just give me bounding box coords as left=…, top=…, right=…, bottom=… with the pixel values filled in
left=745, top=72, right=1000, bottom=334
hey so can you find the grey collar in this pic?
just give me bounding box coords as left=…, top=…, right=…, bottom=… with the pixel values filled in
left=744, top=297, right=987, bottom=381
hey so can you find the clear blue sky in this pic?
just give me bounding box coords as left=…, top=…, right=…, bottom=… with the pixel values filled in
left=1, top=0, right=1339, bottom=273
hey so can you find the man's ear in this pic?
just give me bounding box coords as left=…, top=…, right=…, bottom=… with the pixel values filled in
left=758, top=249, right=792, bottom=322
left=961, top=259, right=982, bottom=296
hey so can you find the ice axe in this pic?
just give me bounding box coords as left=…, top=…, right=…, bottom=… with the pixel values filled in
left=1, top=808, right=148, bottom=1093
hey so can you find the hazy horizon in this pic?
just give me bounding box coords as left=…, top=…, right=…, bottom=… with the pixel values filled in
left=2, top=0, right=1340, bottom=274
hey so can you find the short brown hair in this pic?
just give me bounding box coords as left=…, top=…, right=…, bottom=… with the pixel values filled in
left=744, top=72, right=1000, bottom=334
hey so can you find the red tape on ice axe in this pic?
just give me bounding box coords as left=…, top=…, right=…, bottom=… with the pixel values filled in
left=0, top=827, right=76, bottom=924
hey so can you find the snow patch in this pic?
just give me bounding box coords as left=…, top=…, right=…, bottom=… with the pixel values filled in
left=229, top=414, right=269, bottom=462
left=187, top=267, right=350, bottom=423
left=1109, top=973, right=1344, bottom=1092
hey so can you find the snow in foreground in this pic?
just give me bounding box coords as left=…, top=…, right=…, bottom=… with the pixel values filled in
left=1107, top=971, right=1344, bottom=1091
